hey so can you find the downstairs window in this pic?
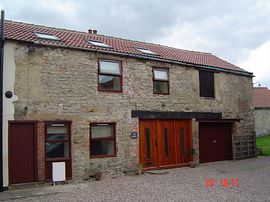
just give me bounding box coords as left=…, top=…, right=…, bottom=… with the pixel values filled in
left=90, top=123, right=116, bottom=158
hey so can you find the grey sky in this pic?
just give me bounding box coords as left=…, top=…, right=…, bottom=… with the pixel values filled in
left=1, top=0, right=270, bottom=87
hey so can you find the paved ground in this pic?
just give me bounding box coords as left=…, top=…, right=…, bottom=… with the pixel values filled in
left=1, top=156, right=270, bottom=202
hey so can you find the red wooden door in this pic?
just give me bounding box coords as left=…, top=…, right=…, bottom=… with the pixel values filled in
left=9, top=122, right=36, bottom=184
left=139, top=120, right=158, bottom=168
left=199, top=122, right=232, bottom=163
left=175, top=120, right=193, bottom=164
left=157, top=120, right=176, bottom=166
left=139, top=119, right=192, bottom=169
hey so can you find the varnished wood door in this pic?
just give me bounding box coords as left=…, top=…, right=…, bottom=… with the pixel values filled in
left=139, top=120, right=158, bottom=167
left=9, top=122, right=36, bottom=184
left=157, top=120, right=176, bottom=166
left=139, top=119, right=192, bottom=169
left=175, top=120, right=193, bottom=164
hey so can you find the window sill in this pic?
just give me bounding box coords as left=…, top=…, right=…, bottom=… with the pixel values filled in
left=90, top=154, right=116, bottom=159
left=200, top=96, right=215, bottom=100
left=98, top=89, right=123, bottom=93
left=153, top=93, right=170, bottom=95
left=46, top=158, right=71, bottom=161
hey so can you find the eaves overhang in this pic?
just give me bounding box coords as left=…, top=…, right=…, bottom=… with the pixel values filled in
left=6, top=39, right=254, bottom=78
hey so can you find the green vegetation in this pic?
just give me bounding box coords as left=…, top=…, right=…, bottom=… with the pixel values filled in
left=256, top=135, right=270, bottom=156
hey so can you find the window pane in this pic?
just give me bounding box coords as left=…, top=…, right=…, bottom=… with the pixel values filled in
left=89, top=40, right=110, bottom=47
left=91, top=125, right=113, bottom=139
left=47, top=126, right=68, bottom=140
left=154, top=81, right=169, bottom=94
left=35, top=33, right=59, bottom=40
left=46, top=142, right=69, bottom=158
left=47, top=134, right=67, bottom=140
left=99, top=75, right=121, bottom=91
left=137, top=48, right=157, bottom=55
left=91, top=140, right=115, bottom=156
left=145, top=128, right=151, bottom=160
left=100, top=61, right=120, bottom=74
left=47, top=125, right=67, bottom=134
left=154, top=69, right=168, bottom=80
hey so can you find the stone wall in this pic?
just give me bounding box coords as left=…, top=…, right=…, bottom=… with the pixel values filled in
left=10, top=42, right=255, bottom=180
left=255, top=108, right=270, bottom=136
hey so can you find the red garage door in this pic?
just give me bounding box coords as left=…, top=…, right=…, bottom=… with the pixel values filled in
left=199, top=122, right=232, bottom=163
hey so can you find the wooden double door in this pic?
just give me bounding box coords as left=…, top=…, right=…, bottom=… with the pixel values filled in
left=139, top=119, right=192, bottom=169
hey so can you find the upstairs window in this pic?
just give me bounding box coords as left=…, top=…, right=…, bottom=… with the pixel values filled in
left=199, top=70, right=215, bottom=97
left=153, top=68, right=169, bottom=94
left=90, top=123, right=116, bottom=158
left=98, top=60, right=122, bottom=92
left=35, top=32, right=59, bottom=40
left=89, top=40, right=111, bottom=48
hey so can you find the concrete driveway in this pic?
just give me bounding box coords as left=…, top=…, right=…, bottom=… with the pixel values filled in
left=1, top=156, right=270, bottom=202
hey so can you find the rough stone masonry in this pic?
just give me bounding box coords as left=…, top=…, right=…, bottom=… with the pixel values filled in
left=10, top=42, right=255, bottom=181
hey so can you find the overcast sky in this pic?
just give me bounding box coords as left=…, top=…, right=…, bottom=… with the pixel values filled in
left=1, top=0, right=270, bottom=87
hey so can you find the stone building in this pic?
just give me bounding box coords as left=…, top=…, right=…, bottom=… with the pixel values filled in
left=253, top=87, right=270, bottom=136
left=2, top=20, right=255, bottom=188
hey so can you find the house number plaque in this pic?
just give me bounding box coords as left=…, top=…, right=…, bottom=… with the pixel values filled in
left=131, top=132, right=138, bottom=139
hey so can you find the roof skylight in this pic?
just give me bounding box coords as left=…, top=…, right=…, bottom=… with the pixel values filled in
left=35, top=32, right=60, bottom=40
left=88, top=40, right=111, bottom=48
left=137, top=48, right=157, bottom=55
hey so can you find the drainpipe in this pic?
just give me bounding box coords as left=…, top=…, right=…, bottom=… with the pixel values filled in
left=0, top=10, right=5, bottom=192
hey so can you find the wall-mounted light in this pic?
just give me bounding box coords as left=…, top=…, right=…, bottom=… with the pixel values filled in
left=5, top=91, right=13, bottom=99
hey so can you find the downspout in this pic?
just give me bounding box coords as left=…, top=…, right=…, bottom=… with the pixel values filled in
left=0, top=10, right=5, bottom=192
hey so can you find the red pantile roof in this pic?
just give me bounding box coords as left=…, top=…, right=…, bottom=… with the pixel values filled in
left=253, top=87, right=270, bottom=108
left=4, top=20, right=251, bottom=75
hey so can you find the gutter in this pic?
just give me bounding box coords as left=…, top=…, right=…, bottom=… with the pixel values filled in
left=254, top=107, right=270, bottom=110
left=7, top=39, right=253, bottom=77
left=97, top=48, right=254, bottom=77
left=0, top=10, right=5, bottom=192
